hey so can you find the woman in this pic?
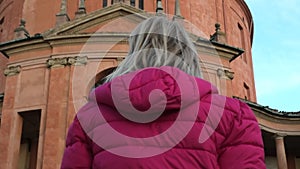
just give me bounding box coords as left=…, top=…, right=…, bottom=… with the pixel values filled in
left=61, top=16, right=265, bottom=169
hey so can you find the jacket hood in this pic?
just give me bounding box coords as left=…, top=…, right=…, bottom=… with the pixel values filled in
left=93, top=66, right=218, bottom=123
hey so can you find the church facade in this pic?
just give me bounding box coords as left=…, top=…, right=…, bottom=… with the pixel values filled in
left=0, top=0, right=299, bottom=169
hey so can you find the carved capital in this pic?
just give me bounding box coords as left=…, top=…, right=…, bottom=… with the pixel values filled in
left=224, top=70, right=234, bottom=80
left=4, top=65, right=21, bottom=76
left=68, top=56, right=87, bottom=66
left=217, top=69, right=234, bottom=80
left=47, top=58, right=68, bottom=68
left=217, top=68, right=224, bottom=77
left=274, top=133, right=287, bottom=139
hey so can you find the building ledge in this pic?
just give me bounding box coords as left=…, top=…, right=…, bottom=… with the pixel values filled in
left=210, top=40, right=244, bottom=62
left=234, top=96, right=300, bottom=118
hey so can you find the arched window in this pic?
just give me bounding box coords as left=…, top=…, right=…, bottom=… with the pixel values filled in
left=139, top=0, right=144, bottom=9
left=130, top=0, right=135, bottom=6
left=103, top=0, right=107, bottom=7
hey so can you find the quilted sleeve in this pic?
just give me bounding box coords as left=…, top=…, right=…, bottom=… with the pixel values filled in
left=218, top=100, right=266, bottom=169
left=60, top=116, right=92, bottom=169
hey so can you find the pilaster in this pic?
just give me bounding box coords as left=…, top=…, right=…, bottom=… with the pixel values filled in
left=42, top=65, right=70, bottom=169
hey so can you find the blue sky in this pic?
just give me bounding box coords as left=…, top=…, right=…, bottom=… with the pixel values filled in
left=245, top=1, right=300, bottom=112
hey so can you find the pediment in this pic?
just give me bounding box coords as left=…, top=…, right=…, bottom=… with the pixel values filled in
left=44, top=3, right=150, bottom=37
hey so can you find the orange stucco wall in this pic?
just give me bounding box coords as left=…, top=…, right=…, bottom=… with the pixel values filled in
left=0, top=0, right=256, bottom=101
left=0, top=54, right=7, bottom=93
left=0, top=1, right=258, bottom=168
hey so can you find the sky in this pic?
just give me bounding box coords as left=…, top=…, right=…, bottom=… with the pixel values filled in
left=244, top=0, right=300, bottom=112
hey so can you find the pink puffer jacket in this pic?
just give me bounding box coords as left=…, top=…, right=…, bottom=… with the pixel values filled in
left=61, top=67, right=265, bottom=169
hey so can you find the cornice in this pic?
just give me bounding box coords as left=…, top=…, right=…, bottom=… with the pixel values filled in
left=0, top=36, right=49, bottom=55
left=44, top=33, right=129, bottom=46
left=235, top=97, right=300, bottom=122
left=234, top=97, right=300, bottom=136
left=259, top=123, right=300, bottom=136
left=194, top=37, right=244, bottom=62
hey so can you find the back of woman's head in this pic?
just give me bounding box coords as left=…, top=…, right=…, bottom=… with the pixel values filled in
left=105, top=16, right=202, bottom=82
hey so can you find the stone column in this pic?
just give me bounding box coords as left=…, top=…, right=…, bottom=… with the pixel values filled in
left=275, top=134, right=288, bottom=169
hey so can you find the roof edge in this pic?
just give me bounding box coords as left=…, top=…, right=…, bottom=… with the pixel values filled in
left=234, top=96, right=300, bottom=118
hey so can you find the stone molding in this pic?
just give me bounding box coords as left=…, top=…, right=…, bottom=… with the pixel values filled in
left=47, top=58, right=68, bottom=68
left=195, top=38, right=244, bottom=62
left=217, top=68, right=234, bottom=80
left=67, top=56, right=87, bottom=66
left=4, top=65, right=21, bottom=76
left=274, top=133, right=287, bottom=139
left=47, top=56, right=87, bottom=68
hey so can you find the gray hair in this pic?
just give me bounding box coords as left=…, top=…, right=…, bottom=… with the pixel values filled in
left=105, top=16, right=202, bottom=82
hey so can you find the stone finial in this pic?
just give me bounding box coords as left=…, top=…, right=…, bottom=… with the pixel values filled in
left=4, top=65, right=21, bottom=76
left=174, top=0, right=183, bottom=19
left=59, top=0, right=67, bottom=14
left=156, top=0, right=164, bottom=14
left=56, top=0, right=70, bottom=26
left=75, top=0, right=87, bottom=18
left=14, top=19, right=30, bottom=39
left=210, top=23, right=226, bottom=43
left=215, top=23, right=221, bottom=32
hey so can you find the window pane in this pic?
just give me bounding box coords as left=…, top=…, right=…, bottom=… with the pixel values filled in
left=139, top=0, right=144, bottom=9
left=130, top=0, right=135, bottom=6
left=103, top=0, right=107, bottom=7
